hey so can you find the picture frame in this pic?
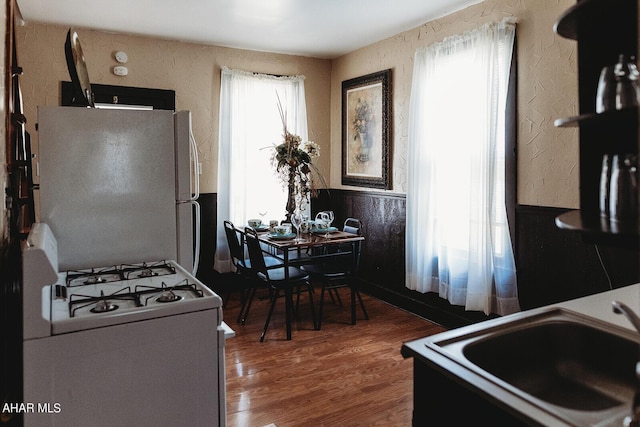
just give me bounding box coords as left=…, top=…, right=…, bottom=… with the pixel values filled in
left=341, top=69, right=391, bottom=189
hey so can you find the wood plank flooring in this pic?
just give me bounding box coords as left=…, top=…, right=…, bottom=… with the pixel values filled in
left=223, top=287, right=446, bottom=427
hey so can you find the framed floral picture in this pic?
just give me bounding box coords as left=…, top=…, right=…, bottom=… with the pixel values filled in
left=341, top=69, right=391, bottom=189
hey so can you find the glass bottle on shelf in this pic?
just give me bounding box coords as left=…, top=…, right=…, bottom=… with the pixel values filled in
left=613, top=54, right=640, bottom=110
left=609, top=154, right=638, bottom=223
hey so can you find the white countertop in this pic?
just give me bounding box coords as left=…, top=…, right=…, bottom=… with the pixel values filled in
left=401, top=282, right=640, bottom=427
left=553, top=283, right=640, bottom=331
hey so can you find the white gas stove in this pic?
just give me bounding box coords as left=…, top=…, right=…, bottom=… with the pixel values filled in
left=22, top=224, right=232, bottom=427
left=49, top=260, right=219, bottom=334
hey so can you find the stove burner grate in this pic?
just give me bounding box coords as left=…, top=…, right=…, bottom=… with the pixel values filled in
left=61, top=262, right=205, bottom=318
left=90, top=291, right=119, bottom=313
left=136, top=279, right=203, bottom=306
left=65, top=261, right=176, bottom=287
left=69, top=286, right=137, bottom=317
left=85, top=276, right=111, bottom=285
left=66, top=266, right=123, bottom=287
left=122, top=261, right=176, bottom=280
left=156, top=290, right=183, bottom=303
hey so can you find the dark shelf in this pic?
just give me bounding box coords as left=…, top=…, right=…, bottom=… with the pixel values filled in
left=554, top=0, right=638, bottom=249
left=554, top=114, right=594, bottom=128
left=554, top=107, right=638, bottom=128
left=554, top=0, right=633, bottom=40
left=556, top=210, right=639, bottom=249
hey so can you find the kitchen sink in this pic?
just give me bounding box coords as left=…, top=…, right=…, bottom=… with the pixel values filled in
left=424, top=307, right=640, bottom=426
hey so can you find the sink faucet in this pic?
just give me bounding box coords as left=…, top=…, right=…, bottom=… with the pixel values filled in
left=614, top=301, right=640, bottom=333
left=613, top=301, right=640, bottom=427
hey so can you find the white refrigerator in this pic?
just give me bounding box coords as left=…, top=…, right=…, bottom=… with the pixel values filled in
left=36, top=107, right=200, bottom=274
left=24, top=108, right=235, bottom=427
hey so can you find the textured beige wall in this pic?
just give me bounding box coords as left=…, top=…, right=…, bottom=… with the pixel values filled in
left=15, top=23, right=332, bottom=195
left=17, top=0, right=580, bottom=208
left=332, top=0, right=579, bottom=208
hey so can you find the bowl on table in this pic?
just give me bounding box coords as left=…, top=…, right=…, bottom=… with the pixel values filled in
left=248, top=219, right=262, bottom=228
left=270, top=224, right=295, bottom=240
left=312, top=221, right=339, bottom=233
left=273, top=225, right=291, bottom=236
left=314, top=222, right=329, bottom=231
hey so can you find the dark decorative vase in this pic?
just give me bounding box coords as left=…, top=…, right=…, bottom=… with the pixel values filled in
left=285, top=169, right=296, bottom=223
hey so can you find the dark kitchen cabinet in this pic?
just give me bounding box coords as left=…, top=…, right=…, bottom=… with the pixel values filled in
left=401, top=341, right=531, bottom=426
left=1, top=1, right=29, bottom=425
left=553, top=0, right=639, bottom=249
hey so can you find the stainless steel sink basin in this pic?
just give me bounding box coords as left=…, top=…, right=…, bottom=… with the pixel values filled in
left=424, top=307, right=640, bottom=426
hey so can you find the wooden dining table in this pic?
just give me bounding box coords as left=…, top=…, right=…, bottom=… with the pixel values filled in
left=238, top=225, right=365, bottom=279
left=236, top=224, right=365, bottom=339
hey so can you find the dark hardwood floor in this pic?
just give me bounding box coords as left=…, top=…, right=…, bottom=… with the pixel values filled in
left=223, top=287, right=446, bottom=426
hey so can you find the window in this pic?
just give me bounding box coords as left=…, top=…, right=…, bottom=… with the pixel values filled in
left=405, top=19, right=519, bottom=316
left=214, top=67, right=308, bottom=273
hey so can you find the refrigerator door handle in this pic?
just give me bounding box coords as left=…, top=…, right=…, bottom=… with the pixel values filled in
left=176, top=199, right=200, bottom=276
left=189, top=199, right=201, bottom=276
left=189, top=118, right=200, bottom=201
left=188, top=114, right=200, bottom=275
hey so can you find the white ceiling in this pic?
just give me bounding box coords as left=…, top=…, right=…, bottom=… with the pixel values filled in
left=15, top=0, right=482, bottom=59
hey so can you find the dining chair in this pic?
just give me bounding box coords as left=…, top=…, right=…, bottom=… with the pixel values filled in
left=244, top=227, right=318, bottom=341
left=223, top=220, right=281, bottom=325
left=302, top=218, right=369, bottom=329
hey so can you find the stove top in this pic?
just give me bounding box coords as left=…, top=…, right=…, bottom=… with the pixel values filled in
left=65, top=261, right=178, bottom=287
left=48, top=260, right=221, bottom=334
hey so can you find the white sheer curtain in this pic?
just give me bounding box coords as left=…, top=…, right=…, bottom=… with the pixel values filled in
left=405, top=18, right=520, bottom=316
left=215, top=67, right=308, bottom=273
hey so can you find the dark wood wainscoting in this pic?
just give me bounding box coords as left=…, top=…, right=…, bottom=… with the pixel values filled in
left=312, top=189, right=498, bottom=327
left=312, top=189, right=407, bottom=291
left=197, top=191, right=639, bottom=328
left=195, top=193, right=218, bottom=284
left=515, top=205, right=639, bottom=309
